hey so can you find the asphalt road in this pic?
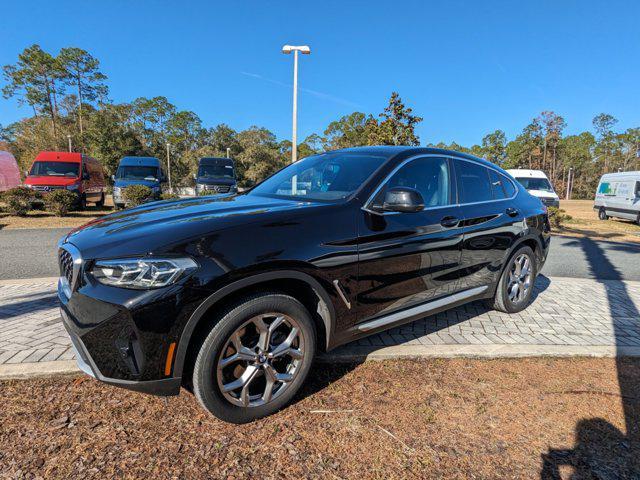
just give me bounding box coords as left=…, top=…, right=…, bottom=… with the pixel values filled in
left=1, top=228, right=639, bottom=281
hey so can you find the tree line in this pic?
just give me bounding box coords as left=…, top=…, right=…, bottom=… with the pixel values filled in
left=2, top=44, right=638, bottom=198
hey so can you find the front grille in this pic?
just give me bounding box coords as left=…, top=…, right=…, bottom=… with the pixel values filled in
left=33, top=185, right=64, bottom=192
left=59, top=248, right=74, bottom=284
left=540, top=198, right=559, bottom=206
left=203, top=184, right=231, bottom=193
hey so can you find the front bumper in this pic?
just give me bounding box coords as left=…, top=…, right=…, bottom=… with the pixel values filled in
left=57, top=269, right=200, bottom=397
left=61, top=305, right=181, bottom=396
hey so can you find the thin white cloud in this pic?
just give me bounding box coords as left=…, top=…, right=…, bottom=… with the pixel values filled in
left=241, top=71, right=361, bottom=108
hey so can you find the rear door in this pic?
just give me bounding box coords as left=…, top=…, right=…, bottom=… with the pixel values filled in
left=356, top=155, right=465, bottom=321
left=454, top=159, right=525, bottom=292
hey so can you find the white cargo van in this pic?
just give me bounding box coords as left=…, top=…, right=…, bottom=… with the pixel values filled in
left=506, top=169, right=560, bottom=208
left=594, top=171, right=640, bottom=224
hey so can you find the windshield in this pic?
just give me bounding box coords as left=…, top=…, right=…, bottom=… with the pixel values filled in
left=249, top=152, right=385, bottom=202
left=29, top=161, right=79, bottom=177
left=115, top=166, right=159, bottom=181
left=198, top=164, right=234, bottom=179
left=515, top=177, right=554, bottom=193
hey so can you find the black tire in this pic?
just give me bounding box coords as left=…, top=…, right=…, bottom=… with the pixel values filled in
left=192, top=292, right=316, bottom=424
left=598, top=207, right=608, bottom=221
left=95, top=193, right=105, bottom=208
left=78, top=194, right=87, bottom=210
left=490, top=245, right=537, bottom=314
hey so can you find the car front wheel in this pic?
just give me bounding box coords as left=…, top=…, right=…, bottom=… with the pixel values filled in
left=490, top=245, right=537, bottom=313
left=192, top=292, right=316, bottom=423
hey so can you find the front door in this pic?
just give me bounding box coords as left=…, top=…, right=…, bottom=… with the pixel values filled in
left=355, top=156, right=464, bottom=322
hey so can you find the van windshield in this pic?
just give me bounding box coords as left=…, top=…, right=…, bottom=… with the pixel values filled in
left=198, top=164, right=234, bottom=179
left=514, top=177, right=554, bottom=192
left=116, top=166, right=159, bottom=180
left=29, top=161, right=79, bottom=177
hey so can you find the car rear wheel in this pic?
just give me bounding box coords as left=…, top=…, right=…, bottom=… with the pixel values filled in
left=192, top=292, right=316, bottom=424
left=95, top=193, right=105, bottom=208
left=598, top=207, right=608, bottom=220
left=490, top=245, right=537, bottom=313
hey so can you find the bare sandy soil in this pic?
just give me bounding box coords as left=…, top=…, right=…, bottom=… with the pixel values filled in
left=558, top=200, right=640, bottom=243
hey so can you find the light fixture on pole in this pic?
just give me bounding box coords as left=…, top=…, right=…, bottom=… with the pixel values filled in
left=67, top=135, right=72, bottom=153
left=282, top=44, right=311, bottom=164
left=166, top=142, right=173, bottom=193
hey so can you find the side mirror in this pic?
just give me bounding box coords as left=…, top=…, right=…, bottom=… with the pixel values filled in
left=82, top=172, right=90, bottom=181
left=382, top=187, right=424, bottom=213
left=111, top=174, right=115, bottom=182
left=192, top=173, right=197, bottom=180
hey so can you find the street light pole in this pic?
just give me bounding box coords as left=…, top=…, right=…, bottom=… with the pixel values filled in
left=226, top=147, right=230, bottom=159
left=166, top=142, right=173, bottom=193
left=67, top=135, right=72, bottom=153
left=282, top=45, right=311, bottom=164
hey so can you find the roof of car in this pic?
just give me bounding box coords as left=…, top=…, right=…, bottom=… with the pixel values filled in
left=34, top=151, right=83, bottom=163
left=600, top=171, right=640, bottom=178
left=119, top=156, right=161, bottom=166
left=327, top=146, right=498, bottom=168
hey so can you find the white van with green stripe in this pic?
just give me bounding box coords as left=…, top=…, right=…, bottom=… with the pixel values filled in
left=594, top=171, right=640, bottom=224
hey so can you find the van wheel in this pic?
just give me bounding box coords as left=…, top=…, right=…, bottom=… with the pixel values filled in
left=95, top=193, right=105, bottom=208
left=489, top=245, right=537, bottom=314
left=192, top=292, right=316, bottom=424
left=598, top=208, right=608, bottom=220
left=78, top=195, right=87, bottom=210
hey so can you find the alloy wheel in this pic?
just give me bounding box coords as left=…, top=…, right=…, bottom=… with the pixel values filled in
left=507, top=253, right=533, bottom=304
left=216, top=313, right=305, bottom=408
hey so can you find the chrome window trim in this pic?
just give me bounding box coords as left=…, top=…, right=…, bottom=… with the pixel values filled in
left=361, top=153, right=518, bottom=216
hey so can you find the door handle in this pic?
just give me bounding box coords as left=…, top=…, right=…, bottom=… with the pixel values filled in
left=505, top=207, right=519, bottom=217
left=440, top=216, right=460, bottom=228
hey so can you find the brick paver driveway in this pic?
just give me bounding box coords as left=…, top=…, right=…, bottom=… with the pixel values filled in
left=1, top=275, right=639, bottom=366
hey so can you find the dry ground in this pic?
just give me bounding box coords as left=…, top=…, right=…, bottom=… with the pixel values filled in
left=1, top=358, right=639, bottom=479
left=0, top=197, right=114, bottom=230
left=558, top=200, right=640, bottom=243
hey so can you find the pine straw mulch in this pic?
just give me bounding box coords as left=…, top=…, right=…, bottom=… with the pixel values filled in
left=1, top=357, right=639, bottom=479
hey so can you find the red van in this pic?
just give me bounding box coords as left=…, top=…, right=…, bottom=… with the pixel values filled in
left=24, top=151, right=106, bottom=209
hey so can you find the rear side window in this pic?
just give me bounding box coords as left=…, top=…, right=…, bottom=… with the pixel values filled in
left=488, top=170, right=516, bottom=199
left=457, top=161, right=493, bottom=203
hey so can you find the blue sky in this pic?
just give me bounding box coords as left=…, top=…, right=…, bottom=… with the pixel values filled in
left=1, top=0, right=639, bottom=146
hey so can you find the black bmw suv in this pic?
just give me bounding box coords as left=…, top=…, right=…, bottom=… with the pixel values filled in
left=58, top=146, right=550, bottom=423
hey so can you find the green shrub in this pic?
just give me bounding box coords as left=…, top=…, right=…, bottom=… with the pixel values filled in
left=547, top=206, right=572, bottom=229
left=122, top=185, right=153, bottom=207
left=197, top=188, right=210, bottom=196
left=161, top=192, right=180, bottom=201
left=2, top=187, right=40, bottom=216
left=45, top=189, right=77, bottom=216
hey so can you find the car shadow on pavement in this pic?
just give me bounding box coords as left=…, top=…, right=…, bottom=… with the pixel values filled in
left=0, top=294, right=58, bottom=320
left=291, top=275, right=553, bottom=408
left=541, top=236, right=640, bottom=478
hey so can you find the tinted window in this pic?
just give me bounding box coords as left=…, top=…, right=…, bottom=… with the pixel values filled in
left=501, top=174, right=516, bottom=197
left=116, top=166, right=160, bottom=180
left=29, top=161, right=79, bottom=177
left=378, top=157, right=451, bottom=208
left=458, top=161, right=493, bottom=203
left=515, top=177, right=553, bottom=192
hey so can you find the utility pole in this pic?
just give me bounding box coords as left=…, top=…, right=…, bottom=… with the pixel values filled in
left=226, top=147, right=230, bottom=159
left=166, top=142, right=173, bottom=193
left=565, top=168, right=573, bottom=200
left=67, top=135, right=72, bottom=152
left=282, top=45, right=311, bottom=164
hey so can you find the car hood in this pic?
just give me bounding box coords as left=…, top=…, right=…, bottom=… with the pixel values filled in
left=527, top=189, right=559, bottom=200
left=62, top=194, right=319, bottom=259
left=196, top=178, right=236, bottom=186
left=25, top=176, right=79, bottom=186
left=114, top=179, right=160, bottom=188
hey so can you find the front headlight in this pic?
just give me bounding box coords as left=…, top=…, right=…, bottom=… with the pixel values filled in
left=91, top=257, right=198, bottom=289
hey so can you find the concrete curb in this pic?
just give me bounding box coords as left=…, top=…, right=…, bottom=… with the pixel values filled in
left=0, top=360, right=79, bottom=380
left=3, top=345, right=640, bottom=381
left=0, top=276, right=59, bottom=285
left=319, top=344, right=640, bottom=362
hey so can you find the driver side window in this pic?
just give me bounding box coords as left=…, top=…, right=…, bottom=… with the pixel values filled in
left=375, top=157, right=451, bottom=208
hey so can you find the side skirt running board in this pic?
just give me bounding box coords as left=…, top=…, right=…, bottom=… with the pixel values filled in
left=356, top=286, right=488, bottom=332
